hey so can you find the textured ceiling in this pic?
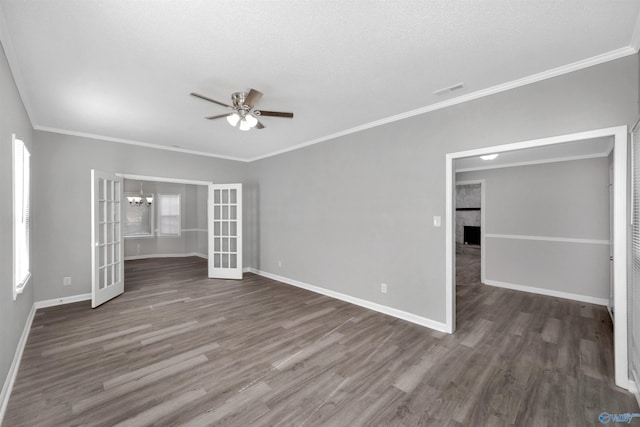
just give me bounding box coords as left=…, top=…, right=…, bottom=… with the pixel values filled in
left=1, top=1, right=639, bottom=161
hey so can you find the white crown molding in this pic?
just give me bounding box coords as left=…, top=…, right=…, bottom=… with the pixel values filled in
left=34, top=125, right=249, bottom=163
left=455, top=151, right=611, bottom=173
left=248, top=46, right=637, bottom=162
left=1, top=0, right=637, bottom=164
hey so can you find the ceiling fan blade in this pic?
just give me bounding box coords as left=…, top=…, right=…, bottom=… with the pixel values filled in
left=257, top=110, right=294, bottom=118
left=190, top=92, right=232, bottom=108
left=256, top=120, right=265, bottom=129
left=205, top=114, right=231, bottom=120
left=244, top=89, right=263, bottom=108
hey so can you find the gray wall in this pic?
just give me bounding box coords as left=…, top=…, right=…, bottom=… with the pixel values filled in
left=458, top=157, right=610, bottom=300
left=32, top=132, right=247, bottom=301
left=123, top=180, right=208, bottom=259
left=0, top=41, right=34, bottom=400
left=455, top=184, right=481, bottom=245
left=248, top=55, right=638, bottom=324
left=2, top=45, right=638, bottom=396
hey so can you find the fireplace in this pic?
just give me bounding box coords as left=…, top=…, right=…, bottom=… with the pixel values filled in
left=463, top=226, right=481, bottom=245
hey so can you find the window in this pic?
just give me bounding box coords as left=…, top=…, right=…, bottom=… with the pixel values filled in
left=123, top=193, right=154, bottom=238
left=158, top=194, right=181, bottom=236
left=13, top=135, right=30, bottom=300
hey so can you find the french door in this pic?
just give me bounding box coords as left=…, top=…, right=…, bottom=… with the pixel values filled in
left=91, top=169, right=124, bottom=307
left=208, top=183, right=243, bottom=279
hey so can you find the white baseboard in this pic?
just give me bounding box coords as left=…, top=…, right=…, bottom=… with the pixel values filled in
left=0, top=304, right=36, bottom=425
left=247, top=268, right=448, bottom=333
left=1, top=292, right=103, bottom=424
left=483, top=279, right=609, bottom=306
left=125, top=252, right=207, bottom=261
left=35, top=293, right=92, bottom=309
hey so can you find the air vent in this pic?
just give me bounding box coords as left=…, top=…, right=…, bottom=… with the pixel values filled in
left=433, top=82, right=465, bottom=96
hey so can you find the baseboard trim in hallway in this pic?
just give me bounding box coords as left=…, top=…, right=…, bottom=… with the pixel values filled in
left=248, top=268, right=449, bottom=333
left=483, top=279, right=609, bottom=306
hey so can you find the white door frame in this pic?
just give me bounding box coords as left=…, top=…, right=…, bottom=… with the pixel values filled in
left=455, top=180, right=486, bottom=284
left=445, top=126, right=629, bottom=390
left=118, top=173, right=213, bottom=187
left=117, top=173, right=213, bottom=259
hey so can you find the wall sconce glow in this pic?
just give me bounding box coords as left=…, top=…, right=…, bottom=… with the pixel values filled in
left=480, top=154, right=499, bottom=160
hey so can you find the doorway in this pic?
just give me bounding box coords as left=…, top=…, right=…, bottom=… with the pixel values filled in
left=455, top=180, right=485, bottom=291
left=445, top=126, right=629, bottom=390
left=91, top=172, right=244, bottom=307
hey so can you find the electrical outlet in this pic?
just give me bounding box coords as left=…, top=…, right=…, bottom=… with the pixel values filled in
left=63, top=277, right=72, bottom=286
left=433, top=216, right=441, bottom=227
left=278, top=260, right=282, bottom=268
left=381, top=283, right=388, bottom=294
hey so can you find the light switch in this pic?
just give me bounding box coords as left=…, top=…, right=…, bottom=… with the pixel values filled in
left=433, top=216, right=441, bottom=227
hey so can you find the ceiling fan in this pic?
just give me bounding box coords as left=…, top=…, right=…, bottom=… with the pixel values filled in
left=190, top=89, right=293, bottom=131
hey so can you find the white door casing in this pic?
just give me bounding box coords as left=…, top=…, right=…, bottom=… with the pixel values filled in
left=91, top=169, right=124, bottom=307
left=209, top=183, right=243, bottom=279
left=445, top=126, right=629, bottom=390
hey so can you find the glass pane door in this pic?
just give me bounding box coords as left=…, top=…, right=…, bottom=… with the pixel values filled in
left=91, top=170, right=124, bottom=307
left=209, top=183, right=242, bottom=279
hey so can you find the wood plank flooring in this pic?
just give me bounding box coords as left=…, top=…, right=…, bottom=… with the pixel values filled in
left=4, top=254, right=638, bottom=426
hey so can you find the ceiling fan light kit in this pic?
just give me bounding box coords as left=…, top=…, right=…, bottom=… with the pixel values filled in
left=191, top=89, right=293, bottom=131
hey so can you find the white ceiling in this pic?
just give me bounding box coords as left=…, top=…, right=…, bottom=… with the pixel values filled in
left=1, top=1, right=639, bottom=161
left=454, top=136, right=613, bottom=172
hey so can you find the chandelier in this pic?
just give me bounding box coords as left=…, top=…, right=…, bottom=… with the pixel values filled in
left=127, top=183, right=153, bottom=207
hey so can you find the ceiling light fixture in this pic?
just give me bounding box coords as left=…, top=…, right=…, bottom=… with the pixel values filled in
left=191, top=89, right=293, bottom=131
left=225, top=104, right=259, bottom=131
left=127, top=183, right=153, bottom=207
left=226, top=113, right=241, bottom=127
left=480, top=153, right=499, bottom=160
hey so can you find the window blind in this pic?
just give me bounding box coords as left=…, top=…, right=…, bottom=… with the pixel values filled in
left=158, top=194, right=181, bottom=236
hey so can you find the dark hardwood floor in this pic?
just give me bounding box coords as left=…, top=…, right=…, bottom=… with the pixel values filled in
left=3, top=254, right=638, bottom=426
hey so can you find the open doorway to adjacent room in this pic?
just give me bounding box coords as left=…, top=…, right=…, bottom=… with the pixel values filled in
left=445, top=126, right=629, bottom=390
left=454, top=180, right=484, bottom=292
